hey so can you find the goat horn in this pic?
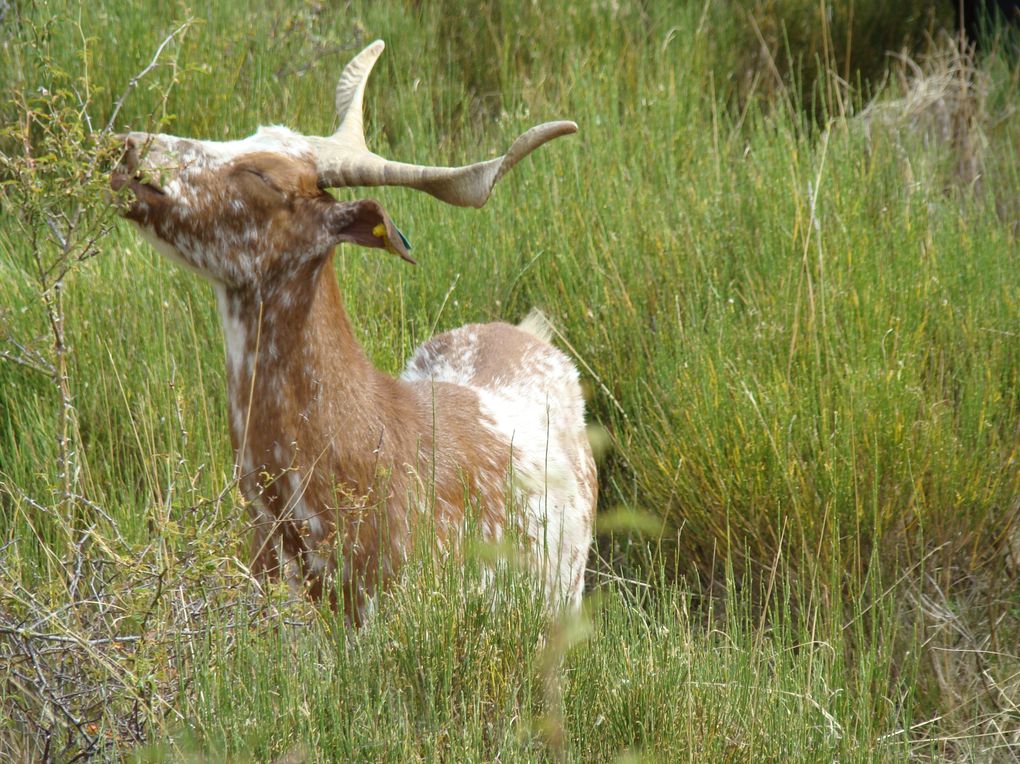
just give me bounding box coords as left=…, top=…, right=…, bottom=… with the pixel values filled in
left=332, top=39, right=384, bottom=151
left=312, top=40, right=577, bottom=208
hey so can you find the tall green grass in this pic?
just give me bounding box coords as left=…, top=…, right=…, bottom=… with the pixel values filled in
left=2, top=1, right=1018, bottom=760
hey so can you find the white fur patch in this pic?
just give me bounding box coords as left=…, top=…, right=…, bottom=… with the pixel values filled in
left=402, top=323, right=593, bottom=605
left=131, top=126, right=313, bottom=174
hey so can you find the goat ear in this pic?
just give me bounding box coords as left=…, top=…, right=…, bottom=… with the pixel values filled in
left=326, top=199, right=414, bottom=264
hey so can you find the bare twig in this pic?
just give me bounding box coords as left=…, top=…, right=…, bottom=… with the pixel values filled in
left=0, top=345, right=55, bottom=377
left=102, top=22, right=191, bottom=135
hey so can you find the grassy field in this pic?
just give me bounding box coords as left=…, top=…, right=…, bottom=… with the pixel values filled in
left=1, top=1, right=1018, bottom=760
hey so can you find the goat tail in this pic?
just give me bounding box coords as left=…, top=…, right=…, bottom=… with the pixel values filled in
left=517, top=308, right=555, bottom=344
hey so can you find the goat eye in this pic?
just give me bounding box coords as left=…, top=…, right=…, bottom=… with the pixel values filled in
left=242, top=168, right=283, bottom=194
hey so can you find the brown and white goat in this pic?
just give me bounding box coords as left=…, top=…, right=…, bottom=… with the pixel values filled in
left=113, top=41, right=595, bottom=623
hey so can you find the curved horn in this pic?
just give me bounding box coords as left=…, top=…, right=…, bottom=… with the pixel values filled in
left=333, top=39, right=385, bottom=151
left=312, top=41, right=577, bottom=208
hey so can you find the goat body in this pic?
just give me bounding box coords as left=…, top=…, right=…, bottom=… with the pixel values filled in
left=114, top=42, right=594, bottom=623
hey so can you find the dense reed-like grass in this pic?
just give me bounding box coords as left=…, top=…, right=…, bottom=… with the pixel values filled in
left=1, top=1, right=1017, bottom=760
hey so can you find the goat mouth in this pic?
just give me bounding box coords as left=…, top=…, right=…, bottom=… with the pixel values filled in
left=111, top=170, right=166, bottom=202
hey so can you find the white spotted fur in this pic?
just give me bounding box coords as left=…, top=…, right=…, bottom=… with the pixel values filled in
left=402, top=317, right=594, bottom=605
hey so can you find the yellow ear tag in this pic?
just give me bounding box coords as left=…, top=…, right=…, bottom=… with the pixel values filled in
left=372, top=222, right=394, bottom=253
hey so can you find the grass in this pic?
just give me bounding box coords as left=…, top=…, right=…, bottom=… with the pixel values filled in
left=1, top=0, right=1019, bottom=760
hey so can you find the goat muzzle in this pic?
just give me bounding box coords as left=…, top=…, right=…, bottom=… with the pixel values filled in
left=110, top=133, right=166, bottom=204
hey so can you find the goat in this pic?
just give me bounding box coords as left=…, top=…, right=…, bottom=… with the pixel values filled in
left=112, top=41, right=595, bottom=624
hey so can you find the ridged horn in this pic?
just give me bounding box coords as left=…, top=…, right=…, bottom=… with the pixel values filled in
left=312, top=40, right=577, bottom=208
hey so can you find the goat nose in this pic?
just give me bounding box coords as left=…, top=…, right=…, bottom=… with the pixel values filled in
left=116, top=133, right=140, bottom=173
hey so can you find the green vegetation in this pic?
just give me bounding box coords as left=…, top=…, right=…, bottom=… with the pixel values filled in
left=1, top=1, right=1018, bottom=760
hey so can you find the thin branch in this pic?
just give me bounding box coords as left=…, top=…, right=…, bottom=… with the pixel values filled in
left=0, top=346, right=55, bottom=377
left=102, top=22, right=191, bottom=135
